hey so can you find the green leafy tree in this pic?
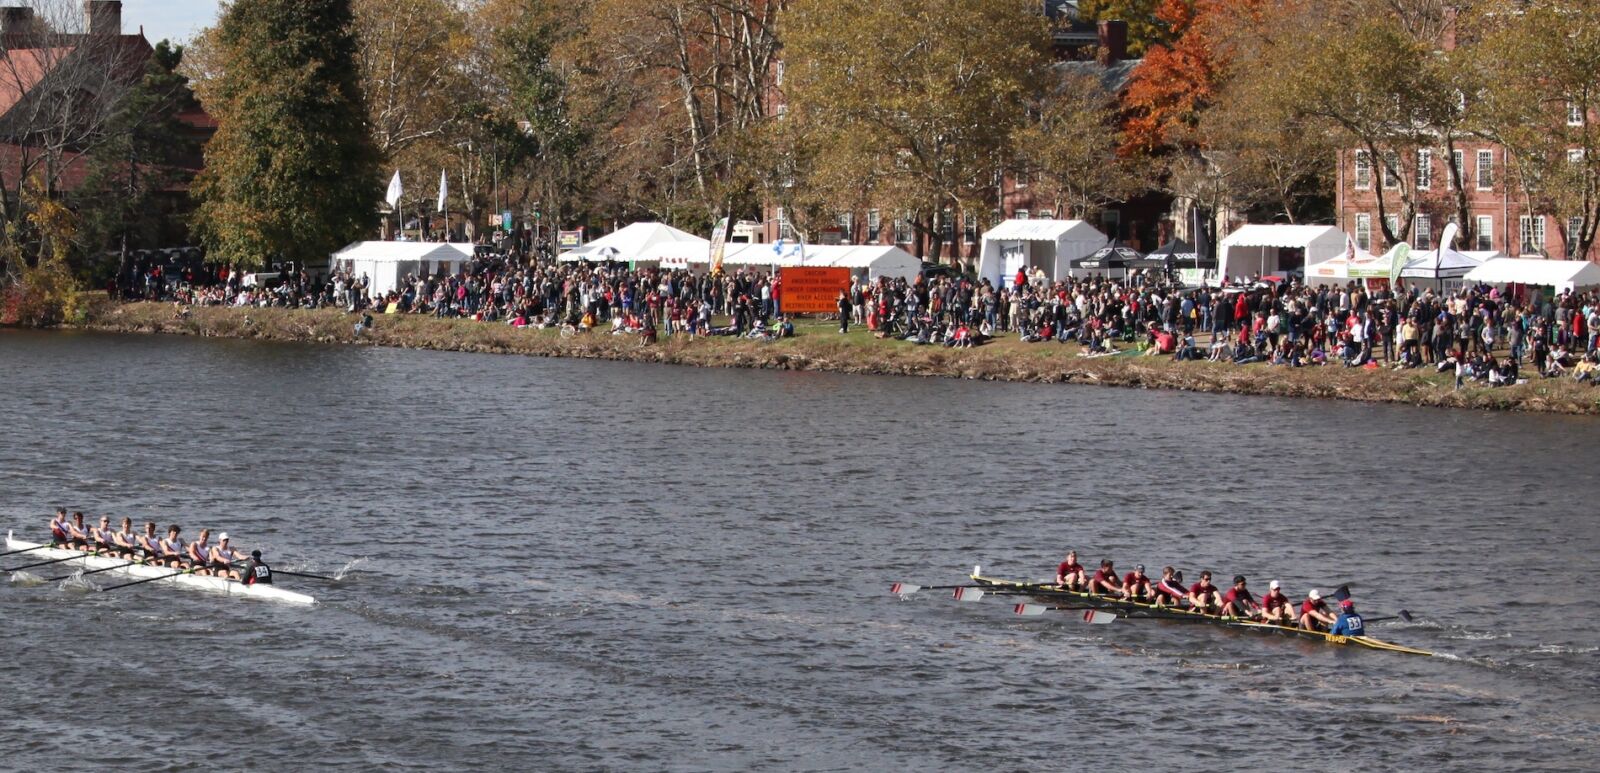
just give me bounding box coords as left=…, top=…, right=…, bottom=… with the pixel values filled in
left=192, top=0, right=382, bottom=270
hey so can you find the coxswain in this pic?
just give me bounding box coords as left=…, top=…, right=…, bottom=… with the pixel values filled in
left=184, top=528, right=213, bottom=574
left=48, top=508, right=70, bottom=546
left=135, top=522, right=162, bottom=562
left=1152, top=567, right=1187, bottom=607
left=66, top=511, right=90, bottom=550
left=1329, top=599, right=1365, bottom=637
left=156, top=525, right=186, bottom=568
left=241, top=550, right=272, bottom=586
left=1299, top=589, right=1337, bottom=631
left=1220, top=575, right=1262, bottom=619
left=1260, top=580, right=1296, bottom=625
left=1121, top=564, right=1153, bottom=602
left=90, top=515, right=114, bottom=555
left=1055, top=551, right=1087, bottom=590
left=1088, top=559, right=1124, bottom=596
left=207, top=533, right=243, bottom=581
left=1188, top=571, right=1223, bottom=614
left=110, top=517, right=138, bottom=559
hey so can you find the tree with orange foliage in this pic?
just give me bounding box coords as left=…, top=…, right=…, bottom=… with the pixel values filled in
left=1119, top=0, right=1251, bottom=156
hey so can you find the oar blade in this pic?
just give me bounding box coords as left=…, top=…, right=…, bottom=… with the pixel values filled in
left=1013, top=603, right=1049, bottom=616
left=1398, top=609, right=1414, bottom=622
left=1082, top=610, right=1117, bottom=625
left=952, top=587, right=985, bottom=603
left=890, top=582, right=921, bottom=596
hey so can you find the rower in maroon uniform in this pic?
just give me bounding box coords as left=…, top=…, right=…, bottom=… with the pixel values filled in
left=1299, top=588, right=1337, bottom=631
left=1088, top=559, right=1124, bottom=596
left=1188, top=571, right=1223, bottom=614
left=1055, top=551, right=1087, bottom=591
left=1121, top=564, right=1153, bottom=602
left=1219, top=575, right=1262, bottom=619
left=1260, top=580, right=1296, bottom=624
left=1153, top=566, right=1187, bottom=607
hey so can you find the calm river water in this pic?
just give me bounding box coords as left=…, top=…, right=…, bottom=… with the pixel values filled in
left=1, top=330, right=1596, bottom=771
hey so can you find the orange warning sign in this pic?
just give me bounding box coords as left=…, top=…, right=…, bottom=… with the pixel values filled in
left=778, top=267, right=851, bottom=314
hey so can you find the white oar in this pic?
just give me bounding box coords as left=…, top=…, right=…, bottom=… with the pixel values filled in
left=1013, top=603, right=1118, bottom=624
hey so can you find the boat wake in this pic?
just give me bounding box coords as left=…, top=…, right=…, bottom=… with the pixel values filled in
left=58, top=573, right=98, bottom=592
left=332, top=557, right=368, bottom=580
left=9, top=570, right=44, bottom=585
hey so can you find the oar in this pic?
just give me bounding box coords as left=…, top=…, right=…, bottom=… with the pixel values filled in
left=274, top=570, right=338, bottom=581
left=0, top=544, right=50, bottom=559
left=100, top=567, right=193, bottom=591
left=891, top=582, right=1054, bottom=597
left=8, top=554, right=87, bottom=571
left=1363, top=610, right=1415, bottom=624
left=44, top=559, right=141, bottom=582
left=1012, top=604, right=1118, bottom=624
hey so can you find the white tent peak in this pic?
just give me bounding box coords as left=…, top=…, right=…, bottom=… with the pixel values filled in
left=977, top=218, right=1108, bottom=286
left=559, top=222, right=709, bottom=263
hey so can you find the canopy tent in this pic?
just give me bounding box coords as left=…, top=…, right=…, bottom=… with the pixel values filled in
left=1217, top=225, right=1346, bottom=281
left=1073, top=245, right=1143, bottom=271
left=1304, top=243, right=1410, bottom=287
left=708, top=243, right=920, bottom=280
left=1400, top=248, right=1496, bottom=280
left=557, top=222, right=709, bottom=264
left=1463, top=258, right=1600, bottom=293
left=1127, top=238, right=1212, bottom=270
left=329, top=241, right=476, bottom=299
left=977, top=219, right=1107, bottom=287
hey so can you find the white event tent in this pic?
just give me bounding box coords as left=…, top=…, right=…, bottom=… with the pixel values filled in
left=1400, top=248, right=1498, bottom=281
left=329, top=241, right=476, bottom=298
left=1218, top=225, right=1346, bottom=281
left=977, top=219, right=1107, bottom=288
left=558, top=222, right=709, bottom=265
left=1463, top=258, right=1600, bottom=293
left=713, top=243, right=920, bottom=280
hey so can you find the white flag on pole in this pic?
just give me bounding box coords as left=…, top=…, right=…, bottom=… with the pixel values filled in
left=436, top=169, right=448, bottom=213
left=385, top=170, right=403, bottom=208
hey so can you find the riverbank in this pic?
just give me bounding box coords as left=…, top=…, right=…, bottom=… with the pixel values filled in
left=71, top=298, right=1600, bottom=415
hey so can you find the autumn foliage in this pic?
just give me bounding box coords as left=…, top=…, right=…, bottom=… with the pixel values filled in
left=1119, top=0, right=1263, bottom=155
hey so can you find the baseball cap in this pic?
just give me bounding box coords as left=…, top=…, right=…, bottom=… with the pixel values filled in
left=1135, top=565, right=1145, bottom=572
left=218, top=532, right=229, bottom=541
left=1269, top=580, right=1280, bottom=590
left=1308, top=589, right=1321, bottom=600
left=1340, top=599, right=1353, bottom=608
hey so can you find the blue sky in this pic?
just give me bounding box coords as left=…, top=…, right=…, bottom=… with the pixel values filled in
left=123, top=0, right=221, bottom=45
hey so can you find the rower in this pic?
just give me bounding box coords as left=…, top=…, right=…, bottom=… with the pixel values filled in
left=241, top=550, right=272, bottom=586
left=1220, top=575, right=1262, bottom=619
left=1188, top=571, right=1223, bottom=614
left=90, top=515, right=114, bottom=555
left=157, top=525, right=186, bottom=568
left=66, top=511, right=90, bottom=550
left=1055, top=551, right=1087, bottom=591
left=49, top=508, right=70, bottom=547
left=207, top=533, right=243, bottom=581
left=1121, top=564, right=1153, bottom=602
left=1329, top=599, right=1365, bottom=637
left=1260, top=580, right=1296, bottom=625
left=135, top=522, right=162, bottom=563
left=1299, top=589, right=1337, bottom=631
left=1088, top=559, right=1123, bottom=596
left=110, top=517, right=138, bottom=559
left=184, top=528, right=213, bottom=574
left=1153, top=567, right=1187, bottom=607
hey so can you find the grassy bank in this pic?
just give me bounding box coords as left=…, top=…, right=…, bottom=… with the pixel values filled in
left=70, top=297, right=1600, bottom=415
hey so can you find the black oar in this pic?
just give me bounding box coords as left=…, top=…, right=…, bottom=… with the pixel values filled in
left=8, top=553, right=87, bottom=571
left=1363, top=610, right=1415, bottom=624
left=0, top=544, right=50, bottom=559
left=274, top=570, right=338, bottom=581
left=100, top=568, right=193, bottom=591
left=44, top=560, right=141, bottom=583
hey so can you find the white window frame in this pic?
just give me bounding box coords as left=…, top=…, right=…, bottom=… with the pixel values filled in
left=1383, top=151, right=1401, bottom=190
left=1569, top=101, right=1583, bottom=127
left=1415, top=214, right=1432, bottom=250
left=1570, top=148, right=1585, bottom=164
left=1450, top=150, right=1464, bottom=191
left=1015, top=209, right=1030, bottom=220
left=1416, top=149, right=1432, bottom=190
left=1570, top=216, right=1586, bottom=258
left=940, top=208, right=955, bottom=242
left=1384, top=214, right=1399, bottom=245
left=1477, top=149, right=1494, bottom=190
left=1476, top=215, right=1494, bottom=251
left=1354, top=150, right=1372, bottom=190
left=1355, top=214, right=1372, bottom=252
left=963, top=212, right=977, bottom=244
left=1520, top=215, right=1546, bottom=256
left=894, top=213, right=913, bottom=244
left=867, top=209, right=881, bottom=241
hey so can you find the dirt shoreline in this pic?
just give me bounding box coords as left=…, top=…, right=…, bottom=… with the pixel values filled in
left=67, top=300, right=1600, bottom=415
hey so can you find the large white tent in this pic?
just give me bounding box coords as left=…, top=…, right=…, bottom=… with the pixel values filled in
left=977, top=219, right=1107, bottom=287
left=1218, top=225, right=1346, bottom=281
left=329, top=241, right=476, bottom=298
left=557, top=222, right=709, bottom=264
left=1463, top=258, right=1600, bottom=293
left=711, top=243, right=920, bottom=280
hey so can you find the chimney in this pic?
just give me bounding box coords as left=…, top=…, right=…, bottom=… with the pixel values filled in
left=85, top=0, right=120, bottom=36
left=1, top=6, right=34, bottom=35
left=1097, top=20, right=1128, bottom=65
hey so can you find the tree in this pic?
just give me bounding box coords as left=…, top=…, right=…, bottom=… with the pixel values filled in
left=192, top=0, right=382, bottom=270
left=782, top=0, right=1050, bottom=260
left=1013, top=70, right=1142, bottom=221
left=353, top=0, right=471, bottom=158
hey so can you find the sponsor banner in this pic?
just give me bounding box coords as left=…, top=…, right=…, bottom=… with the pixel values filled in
left=557, top=229, right=584, bottom=249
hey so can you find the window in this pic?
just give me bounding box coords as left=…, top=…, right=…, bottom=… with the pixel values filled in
left=1101, top=209, right=1121, bottom=240
left=1355, top=214, right=1372, bottom=252
left=1015, top=209, right=1030, bottom=220
left=1450, top=150, right=1464, bottom=190
left=1354, top=151, right=1372, bottom=190
left=1015, top=171, right=1029, bottom=189
left=1477, top=149, right=1494, bottom=189
left=1040, top=210, right=1057, bottom=220
left=894, top=213, right=912, bottom=244
left=1383, top=151, right=1400, bottom=189
left=1570, top=148, right=1586, bottom=164
left=940, top=209, right=955, bottom=242
left=1384, top=215, right=1399, bottom=245
left=867, top=209, right=881, bottom=241
left=1416, top=149, right=1432, bottom=190
left=1415, top=214, right=1432, bottom=250
left=1569, top=101, right=1583, bottom=126
left=1476, top=215, right=1494, bottom=251
left=1570, top=216, right=1586, bottom=257
left=836, top=212, right=852, bottom=244
left=963, top=213, right=977, bottom=243
left=1520, top=215, right=1546, bottom=255
left=775, top=61, right=785, bottom=87
left=775, top=103, right=787, bottom=120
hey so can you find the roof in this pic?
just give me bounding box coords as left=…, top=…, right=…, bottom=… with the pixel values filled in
left=0, top=48, right=66, bottom=115
left=1054, top=58, right=1141, bottom=93
left=1220, top=224, right=1346, bottom=250
left=1463, top=258, right=1600, bottom=291
left=982, top=218, right=1106, bottom=243
left=331, top=241, right=476, bottom=263
left=558, top=222, right=708, bottom=262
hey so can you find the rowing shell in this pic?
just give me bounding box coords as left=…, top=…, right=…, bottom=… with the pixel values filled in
left=6, top=532, right=316, bottom=606
left=972, top=568, right=1432, bottom=657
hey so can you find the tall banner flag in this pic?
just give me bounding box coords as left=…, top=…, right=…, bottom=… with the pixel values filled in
left=436, top=169, right=448, bottom=213
left=385, top=170, right=403, bottom=208
left=709, top=216, right=730, bottom=275
left=1388, top=243, right=1409, bottom=286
